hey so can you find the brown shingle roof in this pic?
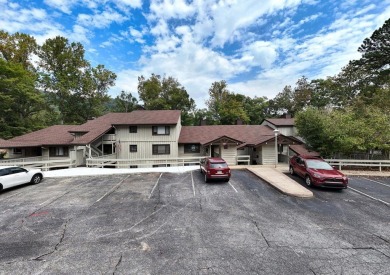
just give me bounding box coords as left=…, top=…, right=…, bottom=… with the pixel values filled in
left=70, top=110, right=181, bottom=144
left=179, top=125, right=277, bottom=146
left=289, top=144, right=320, bottom=157
left=263, top=118, right=295, bottom=126
left=0, top=125, right=76, bottom=148
left=0, top=110, right=182, bottom=148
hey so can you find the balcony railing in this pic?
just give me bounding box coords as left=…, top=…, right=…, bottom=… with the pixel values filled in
left=103, top=134, right=116, bottom=141
left=86, top=157, right=202, bottom=168
left=0, top=157, right=76, bottom=171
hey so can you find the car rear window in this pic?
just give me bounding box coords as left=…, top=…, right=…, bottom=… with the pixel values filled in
left=210, top=162, right=228, bottom=168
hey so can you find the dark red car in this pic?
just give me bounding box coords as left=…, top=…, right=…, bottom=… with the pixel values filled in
left=200, top=157, right=231, bottom=183
left=289, top=155, right=348, bottom=189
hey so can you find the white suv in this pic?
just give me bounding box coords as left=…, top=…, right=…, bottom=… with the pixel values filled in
left=0, top=166, right=43, bottom=191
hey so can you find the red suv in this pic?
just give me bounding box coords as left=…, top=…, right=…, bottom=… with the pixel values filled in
left=289, top=155, right=348, bottom=189
left=200, top=157, right=231, bottom=183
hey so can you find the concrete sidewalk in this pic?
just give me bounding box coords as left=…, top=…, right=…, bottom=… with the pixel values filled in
left=231, top=165, right=314, bottom=198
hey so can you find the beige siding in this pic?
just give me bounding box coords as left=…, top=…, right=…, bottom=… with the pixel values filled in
left=262, top=144, right=276, bottom=165
left=261, top=121, right=297, bottom=137
left=221, top=145, right=237, bottom=166
left=115, top=125, right=179, bottom=159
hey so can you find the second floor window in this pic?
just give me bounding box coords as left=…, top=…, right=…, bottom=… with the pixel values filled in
left=152, top=126, right=170, bottom=135
left=129, top=145, right=137, bottom=152
left=129, top=126, right=137, bottom=133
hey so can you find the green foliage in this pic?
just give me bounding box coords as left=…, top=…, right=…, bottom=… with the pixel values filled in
left=296, top=106, right=390, bottom=158
left=0, top=31, right=37, bottom=70
left=242, top=96, right=269, bottom=125
left=358, top=18, right=390, bottom=85
left=37, top=36, right=116, bottom=124
left=0, top=59, right=48, bottom=138
left=138, top=74, right=196, bottom=125
left=205, top=81, right=249, bottom=124
left=111, top=91, right=139, bottom=112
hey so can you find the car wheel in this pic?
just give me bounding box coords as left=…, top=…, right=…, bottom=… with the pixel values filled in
left=305, top=175, right=312, bottom=187
left=289, top=166, right=295, bottom=175
left=31, top=174, right=42, bottom=184
left=204, top=173, right=208, bottom=183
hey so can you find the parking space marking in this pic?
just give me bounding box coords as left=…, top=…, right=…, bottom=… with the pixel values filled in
left=191, top=171, right=196, bottom=197
left=98, top=204, right=168, bottom=238
left=149, top=173, right=163, bottom=199
left=349, top=187, right=390, bottom=206
left=360, top=177, right=390, bottom=188
left=228, top=180, right=238, bottom=193
left=95, top=175, right=130, bottom=203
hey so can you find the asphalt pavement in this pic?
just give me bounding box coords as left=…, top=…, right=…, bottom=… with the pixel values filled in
left=0, top=170, right=389, bottom=274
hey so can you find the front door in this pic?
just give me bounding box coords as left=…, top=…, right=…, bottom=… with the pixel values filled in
left=211, top=145, right=220, bottom=157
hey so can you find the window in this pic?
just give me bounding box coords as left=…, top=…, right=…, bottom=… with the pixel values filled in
left=130, top=165, right=138, bottom=168
left=10, top=167, right=26, bottom=174
left=152, top=126, right=170, bottom=135
left=0, top=168, right=10, bottom=176
left=129, top=145, right=137, bottom=153
left=152, top=144, right=170, bottom=155
left=13, top=148, right=22, bottom=154
left=49, top=147, right=69, bottom=157
left=184, top=144, right=200, bottom=153
left=129, top=126, right=137, bottom=133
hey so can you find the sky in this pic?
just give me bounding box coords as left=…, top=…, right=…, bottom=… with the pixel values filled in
left=1, top=0, right=389, bottom=108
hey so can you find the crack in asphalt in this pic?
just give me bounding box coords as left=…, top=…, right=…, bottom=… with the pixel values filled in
left=252, top=221, right=271, bottom=247
left=374, top=234, right=390, bottom=244
left=112, top=254, right=123, bottom=274
left=33, top=219, right=70, bottom=261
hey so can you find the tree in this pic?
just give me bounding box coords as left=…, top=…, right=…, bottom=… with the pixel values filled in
left=37, top=36, right=116, bottom=124
left=268, top=85, right=294, bottom=115
left=0, top=59, right=48, bottom=138
left=112, top=91, right=139, bottom=112
left=205, top=80, right=249, bottom=124
left=138, top=74, right=196, bottom=125
left=296, top=106, right=390, bottom=158
left=242, top=96, right=269, bottom=125
left=293, top=76, right=313, bottom=111
left=0, top=31, right=37, bottom=70
left=358, top=18, right=390, bottom=85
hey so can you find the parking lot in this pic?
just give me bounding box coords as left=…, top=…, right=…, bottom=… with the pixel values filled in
left=0, top=169, right=389, bottom=274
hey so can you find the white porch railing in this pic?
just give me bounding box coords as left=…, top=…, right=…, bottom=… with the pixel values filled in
left=0, top=156, right=44, bottom=163
left=0, top=158, right=76, bottom=171
left=236, top=155, right=251, bottom=165
left=325, top=159, right=390, bottom=172
left=103, top=134, right=116, bottom=141
left=86, top=157, right=202, bottom=168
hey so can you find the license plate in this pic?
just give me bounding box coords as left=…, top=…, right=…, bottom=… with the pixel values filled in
left=216, top=171, right=223, bottom=174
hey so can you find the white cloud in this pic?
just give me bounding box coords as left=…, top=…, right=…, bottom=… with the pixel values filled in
left=77, top=9, right=128, bottom=29
left=44, top=0, right=77, bottom=14
left=149, top=0, right=196, bottom=20
left=115, top=0, right=142, bottom=9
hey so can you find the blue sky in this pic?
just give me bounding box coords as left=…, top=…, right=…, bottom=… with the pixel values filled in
left=1, top=0, right=389, bottom=108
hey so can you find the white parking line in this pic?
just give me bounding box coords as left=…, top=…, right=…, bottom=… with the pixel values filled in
left=95, top=175, right=130, bottom=203
left=191, top=171, right=196, bottom=197
left=98, top=205, right=167, bottom=238
left=360, top=177, right=390, bottom=188
left=349, top=187, right=390, bottom=206
left=228, top=180, right=238, bottom=193
left=149, top=173, right=163, bottom=199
